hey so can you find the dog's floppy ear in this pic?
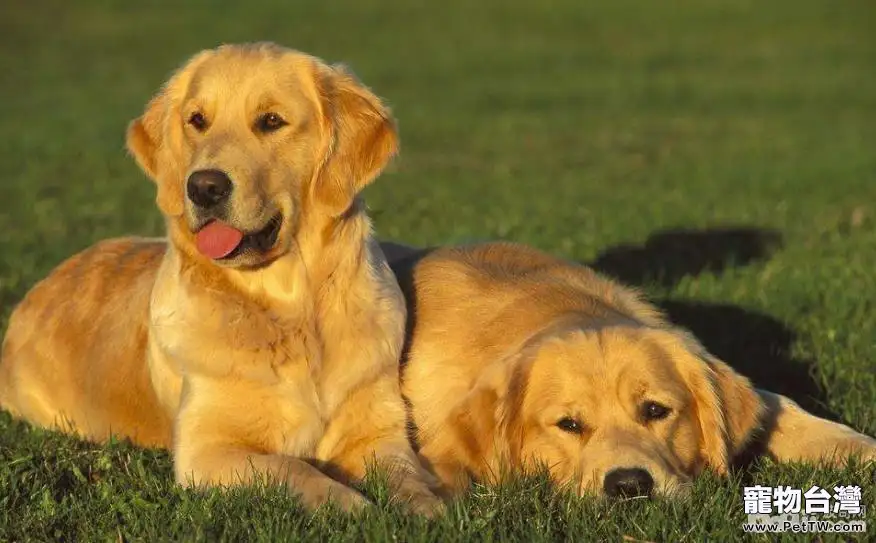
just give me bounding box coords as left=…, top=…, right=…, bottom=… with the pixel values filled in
left=312, top=64, right=398, bottom=216
left=661, top=329, right=764, bottom=474
left=126, top=94, right=164, bottom=182
left=421, top=354, right=528, bottom=491
left=125, top=50, right=211, bottom=216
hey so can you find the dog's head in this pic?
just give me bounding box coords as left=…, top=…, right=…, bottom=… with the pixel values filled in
left=126, top=43, right=397, bottom=268
left=459, top=323, right=763, bottom=498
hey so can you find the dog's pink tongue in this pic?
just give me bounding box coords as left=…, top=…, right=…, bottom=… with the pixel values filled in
left=196, top=221, right=244, bottom=259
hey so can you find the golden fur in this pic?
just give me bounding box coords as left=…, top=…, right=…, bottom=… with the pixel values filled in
left=0, top=43, right=441, bottom=514
left=384, top=241, right=876, bottom=497
left=1, top=43, right=872, bottom=508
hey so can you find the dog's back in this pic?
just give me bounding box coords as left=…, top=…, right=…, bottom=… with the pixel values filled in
left=390, top=241, right=663, bottom=369
left=0, top=237, right=173, bottom=446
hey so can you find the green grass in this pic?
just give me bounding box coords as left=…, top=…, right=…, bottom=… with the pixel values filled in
left=1, top=0, right=875, bottom=540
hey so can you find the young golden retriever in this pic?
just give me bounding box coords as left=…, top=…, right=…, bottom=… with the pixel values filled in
left=383, top=241, right=876, bottom=498
left=0, top=43, right=442, bottom=514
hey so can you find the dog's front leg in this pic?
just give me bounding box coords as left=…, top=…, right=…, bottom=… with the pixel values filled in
left=318, top=373, right=445, bottom=516
left=756, top=389, right=876, bottom=465
left=173, top=379, right=369, bottom=513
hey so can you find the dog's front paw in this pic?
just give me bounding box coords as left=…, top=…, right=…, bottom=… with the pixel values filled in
left=817, top=430, right=876, bottom=466
left=298, top=480, right=371, bottom=513
left=398, top=489, right=447, bottom=518
left=841, top=434, right=876, bottom=463
left=329, top=485, right=372, bottom=513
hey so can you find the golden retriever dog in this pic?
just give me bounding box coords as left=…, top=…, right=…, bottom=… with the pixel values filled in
left=382, top=241, right=876, bottom=498
left=0, top=43, right=442, bottom=514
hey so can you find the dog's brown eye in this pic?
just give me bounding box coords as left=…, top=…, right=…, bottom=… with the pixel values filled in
left=188, top=112, right=208, bottom=132
left=556, top=417, right=583, bottom=434
left=642, top=401, right=671, bottom=422
left=256, top=112, right=288, bottom=133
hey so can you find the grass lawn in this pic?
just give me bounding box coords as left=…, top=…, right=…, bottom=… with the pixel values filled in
left=1, top=0, right=875, bottom=540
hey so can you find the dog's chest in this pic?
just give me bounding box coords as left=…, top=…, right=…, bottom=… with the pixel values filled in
left=269, top=367, right=327, bottom=457
left=266, top=332, right=366, bottom=456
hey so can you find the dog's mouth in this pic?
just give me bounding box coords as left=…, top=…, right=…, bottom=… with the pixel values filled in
left=194, top=214, right=282, bottom=261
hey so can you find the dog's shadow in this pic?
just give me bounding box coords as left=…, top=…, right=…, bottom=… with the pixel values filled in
left=590, top=227, right=833, bottom=420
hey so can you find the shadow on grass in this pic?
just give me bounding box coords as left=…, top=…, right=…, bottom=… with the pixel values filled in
left=591, top=226, right=783, bottom=287
left=589, top=227, right=833, bottom=420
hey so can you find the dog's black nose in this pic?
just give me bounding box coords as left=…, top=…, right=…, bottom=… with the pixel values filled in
left=187, top=169, right=233, bottom=208
left=603, top=468, right=654, bottom=498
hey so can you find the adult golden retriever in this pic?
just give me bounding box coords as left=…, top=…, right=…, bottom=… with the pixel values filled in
left=0, top=43, right=441, bottom=514
left=384, top=241, right=876, bottom=498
